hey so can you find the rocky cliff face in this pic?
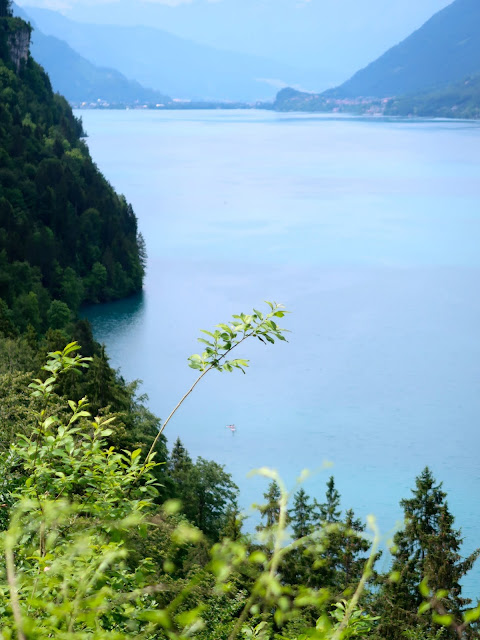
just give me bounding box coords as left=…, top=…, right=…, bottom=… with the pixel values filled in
left=7, top=25, right=30, bottom=72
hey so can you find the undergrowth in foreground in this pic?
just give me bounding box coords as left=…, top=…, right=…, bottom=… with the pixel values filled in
left=0, top=302, right=478, bottom=639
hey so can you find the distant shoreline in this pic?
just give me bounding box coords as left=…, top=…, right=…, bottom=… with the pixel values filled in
left=71, top=101, right=268, bottom=111
left=72, top=104, right=480, bottom=122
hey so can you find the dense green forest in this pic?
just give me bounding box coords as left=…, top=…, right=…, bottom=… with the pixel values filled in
left=0, top=3, right=146, bottom=338
left=0, top=1, right=240, bottom=543
left=0, top=5, right=479, bottom=639
left=2, top=338, right=480, bottom=639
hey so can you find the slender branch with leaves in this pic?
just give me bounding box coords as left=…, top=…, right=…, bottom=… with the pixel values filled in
left=143, top=301, right=289, bottom=466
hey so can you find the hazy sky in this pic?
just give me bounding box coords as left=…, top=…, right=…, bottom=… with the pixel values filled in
left=18, top=0, right=454, bottom=79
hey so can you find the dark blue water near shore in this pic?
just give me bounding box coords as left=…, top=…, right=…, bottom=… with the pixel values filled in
left=79, top=110, right=480, bottom=597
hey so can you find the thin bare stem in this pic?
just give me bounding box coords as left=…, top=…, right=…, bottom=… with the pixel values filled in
left=267, top=478, right=289, bottom=590
left=145, top=365, right=212, bottom=460
left=141, top=333, right=252, bottom=471
left=228, top=475, right=289, bottom=640
left=331, top=517, right=380, bottom=640
left=227, top=591, right=256, bottom=640
left=5, top=539, right=26, bottom=640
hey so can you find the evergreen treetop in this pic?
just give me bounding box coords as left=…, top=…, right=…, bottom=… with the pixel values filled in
left=0, top=1, right=12, bottom=18
left=257, top=480, right=281, bottom=530
left=376, top=467, right=480, bottom=639
left=170, top=437, right=193, bottom=475
left=290, top=488, right=315, bottom=539
left=317, top=475, right=341, bottom=523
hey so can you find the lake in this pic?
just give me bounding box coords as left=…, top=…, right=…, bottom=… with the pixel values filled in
left=78, top=109, right=480, bottom=595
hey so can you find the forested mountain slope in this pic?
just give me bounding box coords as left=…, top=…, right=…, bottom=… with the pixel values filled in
left=0, top=12, right=146, bottom=336
left=327, top=0, right=480, bottom=98
left=0, top=5, right=241, bottom=555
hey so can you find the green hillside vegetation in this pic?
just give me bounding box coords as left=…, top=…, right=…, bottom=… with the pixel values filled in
left=1, top=338, right=480, bottom=639
left=1, top=3, right=480, bottom=638
left=0, top=8, right=253, bottom=623
left=0, top=5, right=239, bottom=535
left=0, top=11, right=147, bottom=337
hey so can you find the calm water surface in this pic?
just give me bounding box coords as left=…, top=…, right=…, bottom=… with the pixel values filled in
left=78, top=110, right=480, bottom=595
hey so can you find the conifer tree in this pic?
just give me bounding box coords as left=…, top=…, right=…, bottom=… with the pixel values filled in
left=0, top=1, right=12, bottom=18
left=284, top=488, right=316, bottom=587
left=336, top=508, right=373, bottom=592
left=83, top=346, right=119, bottom=412
left=168, top=437, right=196, bottom=517
left=221, top=501, right=244, bottom=541
left=317, top=476, right=341, bottom=523
left=308, top=478, right=373, bottom=595
left=290, top=488, right=315, bottom=539
left=376, top=467, right=480, bottom=639
left=191, top=457, right=238, bottom=539
left=257, top=480, right=281, bottom=530
left=168, top=440, right=238, bottom=540
left=169, top=437, right=193, bottom=476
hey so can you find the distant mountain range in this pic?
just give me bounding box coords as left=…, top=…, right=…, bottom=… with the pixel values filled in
left=13, top=4, right=170, bottom=106
left=18, top=0, right=452, bottom=87
left=20, top=6, right=305, bottom=102
left=275, top=0, right=480, bottom=119
left=30, top=32, right=171, bottom=107
left=327, top=0, right=480, bottom=99
left=15, top=0, right=479, bottom=114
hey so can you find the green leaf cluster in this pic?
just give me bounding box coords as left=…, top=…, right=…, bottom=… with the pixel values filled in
left=188, top=301, right=287, bottom=373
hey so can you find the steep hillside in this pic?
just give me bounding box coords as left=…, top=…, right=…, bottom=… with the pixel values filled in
left=327, top=0, right=480, bottom=98
left=0, top=12, right=145, bottom=335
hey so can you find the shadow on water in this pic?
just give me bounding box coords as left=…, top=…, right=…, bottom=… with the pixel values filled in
left=81, top=290, right=146, bottom=344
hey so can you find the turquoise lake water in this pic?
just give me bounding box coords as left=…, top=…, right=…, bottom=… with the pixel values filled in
left=78, top=109, right=480, bottom=596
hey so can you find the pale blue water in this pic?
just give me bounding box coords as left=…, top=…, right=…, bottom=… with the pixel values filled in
left=78, top=110, right=480, bottom=597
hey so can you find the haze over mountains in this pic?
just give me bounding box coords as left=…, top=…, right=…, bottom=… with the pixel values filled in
left=328, top=0, right=480, bottom=98
left=18, top=0, right=452, bottom=85
left=14, top=0, right=480, bottom=117
left=13, top=4, right=170, bottom=105
left=20, top=5, right=309, bottom=102
left=275, top=0, right=480, bottom=118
